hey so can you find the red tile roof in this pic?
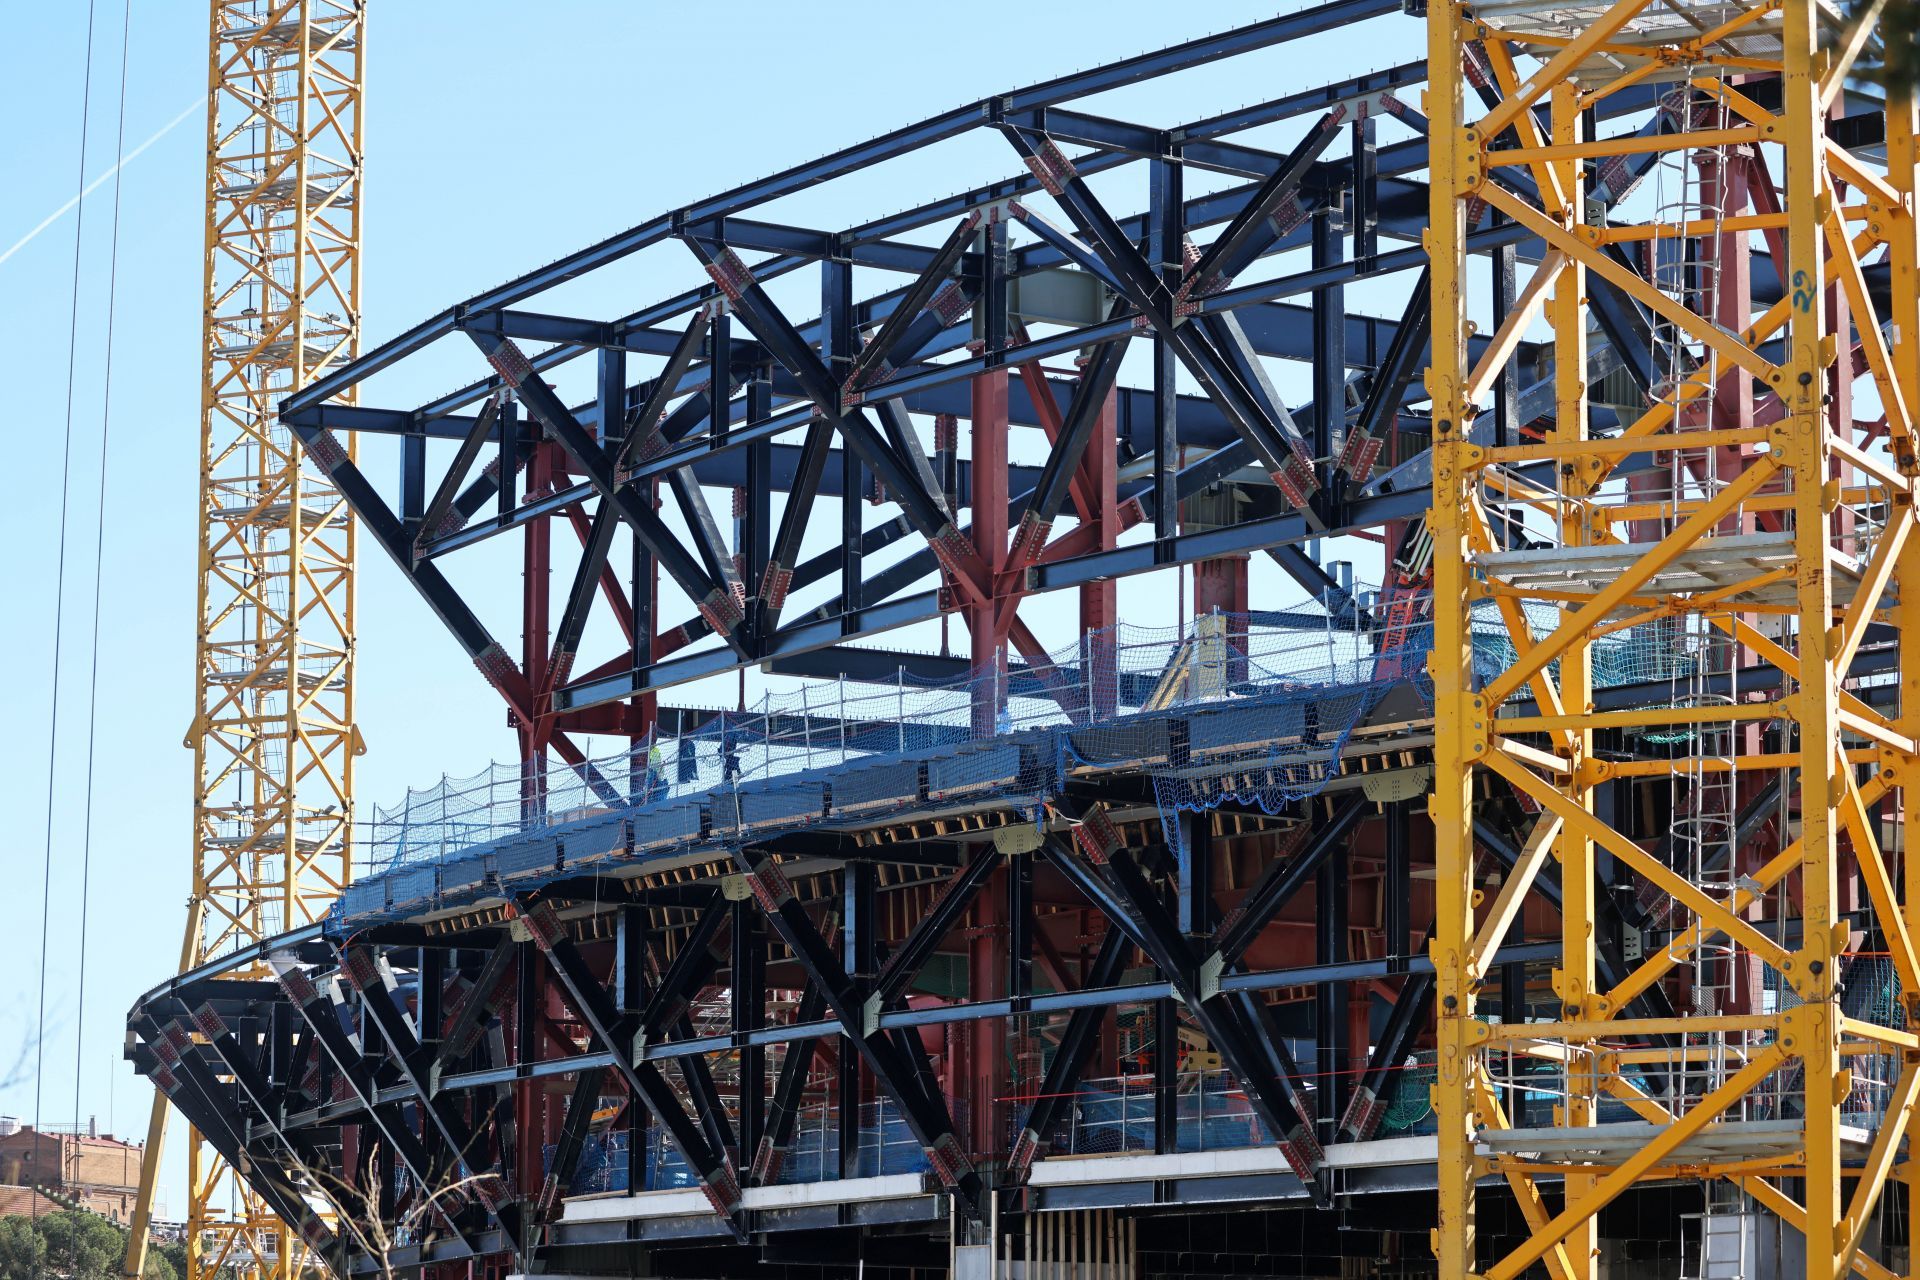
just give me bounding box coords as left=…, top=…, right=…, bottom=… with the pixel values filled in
left=0, top=1184, right=63, bottom=1219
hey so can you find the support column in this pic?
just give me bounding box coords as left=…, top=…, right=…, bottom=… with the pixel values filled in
left=1385, top=801, right=1410, bottom=957
left=1154, top=997, right=1179, bottom=1155
left=1081, top=390, right=1119, bottom=716
left=1548, top=81, right=1598, bottom=1280
left=969, top=865, right=1009, bottom=1158
left=738, top=377, right=773, bottom=640
left=1425, top=0, right=1478, bottom=1267
left=1149, top=156, right=1183, bottom=548
left=632, top=480, right=659, bottom=746
left=1007, top=850, right=1034, bottom=1161
left=824, top=255, right=864, bottom=613
left=522, top=442, right=555, bottom=819
left=1311, top=189, right=1348, bottom=471
left=1192, top=557, right=1248, bottom=617
left=1178, top=813, right=1211, bottom=940
left=1884, top=87, right=1920, bottom=1280
left=971, top=369, right=1010, bottom=734
left=733, top=902, right=764, bottom=1167
left=841, top=863, right=876, bottom=1180
left=1316, top=843, right=1349, bottom=1139
left=1782, top=4, right=1843, bottom=1273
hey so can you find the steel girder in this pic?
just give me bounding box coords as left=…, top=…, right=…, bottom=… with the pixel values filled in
left=275, top=0, right=1706, bottom=727
left=1037, top=813, right=1332, bottom=1208
left=727, top=848, right=987, bottom=1217
left=129, top=785, right=1582, bottom=1276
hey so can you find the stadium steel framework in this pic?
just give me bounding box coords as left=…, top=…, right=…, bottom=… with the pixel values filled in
left=121, top=2, right=1912, bottom=1276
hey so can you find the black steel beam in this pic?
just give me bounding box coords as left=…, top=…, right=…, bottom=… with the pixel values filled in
left=180, top=1006, right=346, bottom=1252
left=1040, top=826, right=1330, bottom=1206
left=730, top=850, right=985, bottom=1216
left=339, top=946, right=526, bottom=1253
left=513, top=897, right=748, bottom=1237
left=617, top=307, right=711, bottom=485
left=999, top=131, right=1319, bottom=510
left=414, top=393, right=504, bottom=560
left=682, top=236, right=983, bottom=602
left=1212, top=795, right=1369, bottom=967
left=732, top=902, right=766, bottom=1171
left=846, top=212, right=981, bottom=395
left=437, top=940, right=518, bottom=1069
left=539, top=1066, right=609, bottom=1217
left=1006, top=925, right=1131, bottom=1180
left=1008, top=312, right=1129, bottom=562
left=752, top=985, right=829, bottom=1186
left=552, top=504, right=619, bottom=681
left=268, top=963, right=482, bottom=1256
left=463, top=326, right=748, bottom=654
left=874, top=843, right=1002, bottom=1005
left=1341, top=961, right=1434, bottom=1142
left=146, top=1022, right=345, bottom=1266
left=1181, top=106, right=1344, bottom=299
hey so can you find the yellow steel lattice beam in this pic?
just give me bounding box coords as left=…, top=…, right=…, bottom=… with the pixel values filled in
left=123, top=5, right=364, bottom=1279
left=1428, top=0, right=1919, bottom=1276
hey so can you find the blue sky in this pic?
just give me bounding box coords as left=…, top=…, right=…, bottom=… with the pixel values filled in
left=0, top=1, right=1420, bottom=1219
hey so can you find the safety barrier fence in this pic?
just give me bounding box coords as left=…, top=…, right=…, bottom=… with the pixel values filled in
left=345, top=600, right=1709, bottom=894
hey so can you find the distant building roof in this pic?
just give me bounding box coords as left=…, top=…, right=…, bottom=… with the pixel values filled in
left=0, top=1184, right=65, bottom=1218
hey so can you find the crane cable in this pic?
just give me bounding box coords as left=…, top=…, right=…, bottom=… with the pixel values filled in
left=72, top=0, right=136, bottom=1154
left=33, top=0, right=102, bottom=1201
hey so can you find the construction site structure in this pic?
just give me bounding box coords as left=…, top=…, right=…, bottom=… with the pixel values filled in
left=117, top=3, right=1914, bottom=1277
left=125, top=3, right=366, bottom=1278
left=1427, top=0, right=1917, bottom=1276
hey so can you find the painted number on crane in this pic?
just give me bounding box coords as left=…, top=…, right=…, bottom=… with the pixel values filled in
left=1791, top=270, right=1815, bottom=313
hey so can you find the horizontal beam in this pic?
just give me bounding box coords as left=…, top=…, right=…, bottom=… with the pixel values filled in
left=332, top=940, right=1562, bottom=1100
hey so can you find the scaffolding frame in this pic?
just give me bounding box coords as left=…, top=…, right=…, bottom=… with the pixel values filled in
left=1428, top=1, right=1918, bottom=1277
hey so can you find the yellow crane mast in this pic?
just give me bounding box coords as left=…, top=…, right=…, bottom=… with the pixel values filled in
left=1428, top=0, right=1914, bottom=1276
left=125, top=4, right=365, bottom=1278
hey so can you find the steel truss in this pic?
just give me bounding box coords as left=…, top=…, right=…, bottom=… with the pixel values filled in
left=131, top=788, right=1543, bottom=1276
left=1427, top=0, right=1917, bottom=1277
left=271, top=0, right=1589, bottom=757
left=118, top=2, right=1914, bottom=1276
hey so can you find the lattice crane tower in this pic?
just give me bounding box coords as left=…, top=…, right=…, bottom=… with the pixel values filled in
left=130, top=5, right=366, bottom=1279
left=1428, top=0, right=1915, bottom=1275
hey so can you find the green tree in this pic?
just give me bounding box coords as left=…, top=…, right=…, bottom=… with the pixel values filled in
left=141, top=1242, right=178, bottom=1280
left=1884, top=0, right=1920, bottom=96
left=0, top=1216, right=48, bottom=1280
left=0, top=1210, right=180, bottom=1280
left=154, top=1239, right=189, bottom=1280
left=29, top=1210, right=122, bottom=1280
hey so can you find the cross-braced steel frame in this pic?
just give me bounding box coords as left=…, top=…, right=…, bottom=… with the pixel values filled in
left=120, top=3, right=1913, bottom=1276
left=1427, top=0, right=1917, bottom=1276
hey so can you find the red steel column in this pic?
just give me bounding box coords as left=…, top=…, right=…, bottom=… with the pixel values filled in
left=636, top=479, right=662, bottom=742
left=970, top=370, right=1010, bottom=734
left=1192, top=557, right=1249, bottom=617
left=968, top=872, right=1008, bottom=1157
left=1081, top=390, right=1119, bottom=717
left=967, top=368, right=1011, bottom=1154
left=522, top=443, right=556, bottom=816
